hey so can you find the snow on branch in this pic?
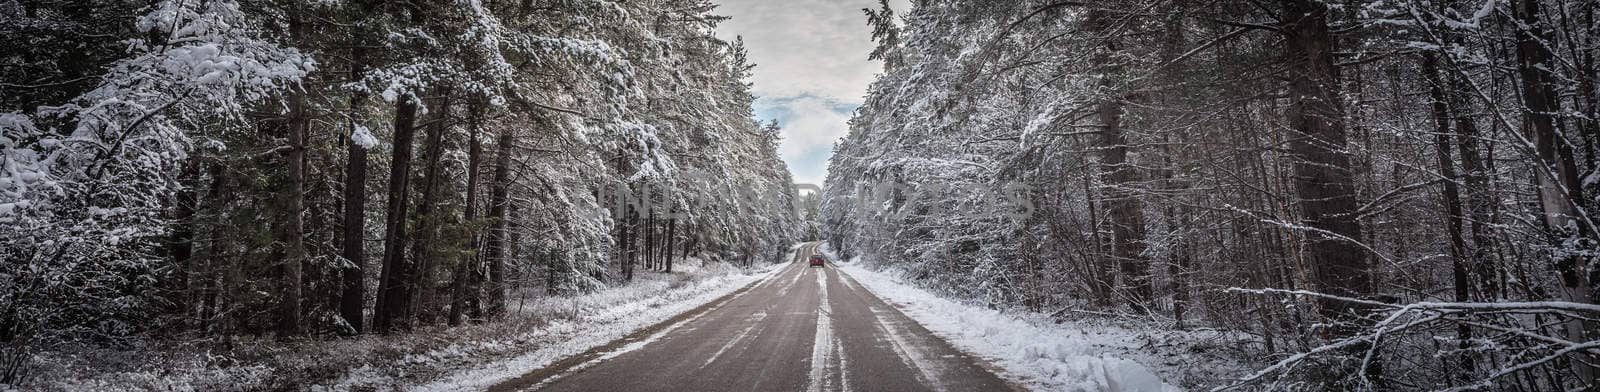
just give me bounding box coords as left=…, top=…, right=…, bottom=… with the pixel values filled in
left=1218, top=288, right=1600, bottom=391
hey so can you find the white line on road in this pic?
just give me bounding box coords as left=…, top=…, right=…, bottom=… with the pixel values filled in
left=808, top=267, right=836, bottom=392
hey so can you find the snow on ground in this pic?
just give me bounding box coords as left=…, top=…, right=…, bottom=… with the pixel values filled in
left=827, top=248, right=1255, bottom=391
left=25, top=257, right=787, bottom=392
left=407, top=259, right=786, bottom=391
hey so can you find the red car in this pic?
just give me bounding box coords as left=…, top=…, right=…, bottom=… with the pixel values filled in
left=809, top=255, right=826, bottom=268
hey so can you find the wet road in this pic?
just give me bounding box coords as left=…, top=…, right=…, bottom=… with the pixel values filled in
left=495, top=242, right=1016, bottom=392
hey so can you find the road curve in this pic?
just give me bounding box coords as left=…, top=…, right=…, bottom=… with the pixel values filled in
left=493, top=242, right=1017, bottom=392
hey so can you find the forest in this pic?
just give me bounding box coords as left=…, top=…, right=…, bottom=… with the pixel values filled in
left=14, top=0, right=1600, bottom=390
left=823, top=0, right=1600, bottom=390
left=1, top=0, right=799, bottom=387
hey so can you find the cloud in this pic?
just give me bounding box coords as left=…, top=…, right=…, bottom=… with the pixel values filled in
left=715, top=0, right=902, bottom=100
left=760, top=96, right=855, bottom=160
left=715, top=0, right=909, bottom=187
left=756, top=95, right=858, bottom=185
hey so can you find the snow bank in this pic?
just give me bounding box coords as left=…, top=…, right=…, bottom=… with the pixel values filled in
left=26, top=258, right=787, bottom=392
left=836, top=260, right=1193, bottom=392
left=409, top=259, right=787, bottom=391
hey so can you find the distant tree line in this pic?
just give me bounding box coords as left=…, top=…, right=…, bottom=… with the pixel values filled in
left=824, top=0, right=1600, bottom=389
left=0, top=0, right=798, bottom=381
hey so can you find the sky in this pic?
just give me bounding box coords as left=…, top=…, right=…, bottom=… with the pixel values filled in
left=714, top=0, right=910, bottom=187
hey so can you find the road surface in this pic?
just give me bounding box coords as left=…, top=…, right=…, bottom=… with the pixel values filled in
left=491, top=242, right=1017, bottom=392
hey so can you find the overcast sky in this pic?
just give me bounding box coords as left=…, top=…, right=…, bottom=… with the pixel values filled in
left=714, top=0, right=910, bottom=187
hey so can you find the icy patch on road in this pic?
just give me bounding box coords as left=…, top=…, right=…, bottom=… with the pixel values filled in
left=836, top=262, right=1185, bottom=392
left=702, top=311, right=767, bottom=368
left=777, top=265, right=806, bottom=297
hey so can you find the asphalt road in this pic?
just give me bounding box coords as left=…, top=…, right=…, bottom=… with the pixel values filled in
left=496, top=242, right=1016, bottom=392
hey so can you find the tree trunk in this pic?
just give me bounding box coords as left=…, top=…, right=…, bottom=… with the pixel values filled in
left=1516, top=0, right=1594, bottom=299
left=339, top=47, right=369, bottom=335
left=665, top=214, right=676, bottom=273
left=617, top=201, right=627, bottom=279
left=1424, top=52, right=1476, bottom=376
left=208, top=163, right=246, bottom=336
left=1408, top=0, right=1500, bottom=297
left=1100, top=98, right=1151, bottom=313
left=1572, top=5, right=1600, bottom=172
left=1442, top=47, right=1500, bottom=300
left=484, top=124, right=514, bottom=318
left=1159, top=157, right=1190, bottom=328
left=1170, top=232, right=1190, bottom=329
left=684, top=229, right=697, bottom=261
left=196, top=164, right=226, bottom=333
left=1514, top=0, right=1597, bottom=383
left=450, top=102, right=485, bottom=326
left=276, top=33, right=310, bottom=337
left=646, top=212, right=656, bottom=271
left=374, top=94, right=419, bottom=334
left=410, top=91, right=450, bottom=325
left=1154, top=6, right=1187, bottom=327
left=1085, top=9, right=1150, bottom=312
left=169, top=160, right=199, bottom=331
left=1083, top=175, right=1113, bottom=307
left=1280, top=0, right=1373, bottom=324
left=622, top=205, right=635, bottom=281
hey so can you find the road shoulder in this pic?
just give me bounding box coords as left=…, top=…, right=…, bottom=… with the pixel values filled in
left=834, top=261, right=1243, bottom=391
left=408, top=261, right=789, bottom=391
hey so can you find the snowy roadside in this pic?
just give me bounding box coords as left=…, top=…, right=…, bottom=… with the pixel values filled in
left=828, top=252, right=1255, bottom=391
left=25, top=257, right=787, bottom=392
left=407, top=259, right=787, bottom=391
